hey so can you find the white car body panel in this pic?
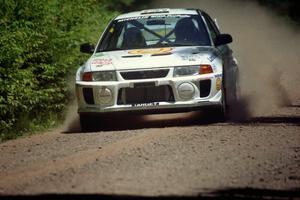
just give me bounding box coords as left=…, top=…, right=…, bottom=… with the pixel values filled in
left=77, top=47, right=222, bottom=75
left=75, top=8, right=238, bottom=116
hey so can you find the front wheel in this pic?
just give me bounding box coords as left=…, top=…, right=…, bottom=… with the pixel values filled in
left=216, top=86, right=228, bottom=121
left=203, top=87, right=227, bottom=123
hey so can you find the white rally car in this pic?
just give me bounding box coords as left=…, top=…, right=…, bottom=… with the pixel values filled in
left=76, top=8, right=239, bottom=131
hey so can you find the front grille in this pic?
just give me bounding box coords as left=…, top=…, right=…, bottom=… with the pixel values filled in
left=83, top=88, right=94, bottom=104
left=199, top=80, right=211, bottom=97
left=117, top=85, right=174, bottom=105
left=120, top=69, right=169, bottom=80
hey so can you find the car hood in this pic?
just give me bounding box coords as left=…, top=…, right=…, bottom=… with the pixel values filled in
left=86, top=46, right=218, bottom=71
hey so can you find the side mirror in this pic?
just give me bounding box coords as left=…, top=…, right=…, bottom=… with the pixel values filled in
left=80, top=43, right=95, bottom=54
left=215, top=34, right=233, bottom=46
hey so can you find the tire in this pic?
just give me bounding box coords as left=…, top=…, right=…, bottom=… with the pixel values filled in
left=203, top=87, right=227, bottom=123
left=79, top=114, right=98, bottom=132
left=231, top=72, right=241, bottom=105
left=216, top=85, right=227, bottom=121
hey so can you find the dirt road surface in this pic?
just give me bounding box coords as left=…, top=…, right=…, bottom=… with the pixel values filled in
left=1, top=0, right=300, bottom=199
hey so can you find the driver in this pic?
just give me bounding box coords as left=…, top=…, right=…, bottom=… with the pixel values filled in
left=174, top=18, right=201, bottom=45
left=122, top=27, right=146, bottom=49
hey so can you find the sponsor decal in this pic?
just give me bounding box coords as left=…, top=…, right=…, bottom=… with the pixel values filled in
left=132, top=102, right=159, bottom=107
left=207, top=48, right=227, bottom=62
left=215, top=74, right=222, bottom=78
left=91, top=58, right=112, bottom=66
left=128, top=48, right=172, bottom=55
left=109, top=27, right=114, bottom=33
left=118, top=16, right=149, bottom=22
left=216, top=77, right=222, bottom=91
left=180, top=54, right=202, bottom=62
left=151, top=52, right=172, bottom=56
left=118, top=14, right=191, bottom=22
left=207, top=51, right=220, bottom=62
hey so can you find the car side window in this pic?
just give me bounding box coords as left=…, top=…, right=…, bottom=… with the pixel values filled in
left=202, top=13, right=220, bottom=43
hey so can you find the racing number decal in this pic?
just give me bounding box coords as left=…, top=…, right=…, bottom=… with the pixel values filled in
left=128, top=47, right=173, bottom=55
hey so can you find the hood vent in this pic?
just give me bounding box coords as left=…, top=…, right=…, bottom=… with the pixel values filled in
left=122, top=55, right=143, bottom=58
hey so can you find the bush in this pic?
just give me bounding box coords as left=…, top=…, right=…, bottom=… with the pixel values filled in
left=0, top=0, right=129, bottom=140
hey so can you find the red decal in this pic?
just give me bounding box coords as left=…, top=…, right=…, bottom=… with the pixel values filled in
left=91, top=58, right=112, bottom=66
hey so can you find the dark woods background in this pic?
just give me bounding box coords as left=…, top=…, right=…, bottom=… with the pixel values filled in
left=258, top=0, right=300, bottom=22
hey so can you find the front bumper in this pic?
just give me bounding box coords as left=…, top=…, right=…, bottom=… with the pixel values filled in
left=76, top=73, right=222, bottom=114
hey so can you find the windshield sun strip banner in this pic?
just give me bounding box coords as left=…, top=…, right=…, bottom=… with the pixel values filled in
left=117, top=14, right=192, bottom=22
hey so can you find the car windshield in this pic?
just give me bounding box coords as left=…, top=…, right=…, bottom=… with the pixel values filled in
left=97, top=14, right=211, bottom=52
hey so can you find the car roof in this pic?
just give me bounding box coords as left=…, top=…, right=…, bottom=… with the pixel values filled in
left=115, top=8, right=201, bottom=20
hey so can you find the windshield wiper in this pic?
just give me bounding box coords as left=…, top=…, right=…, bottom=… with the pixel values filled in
left=98, top=48, right=123, bottom=52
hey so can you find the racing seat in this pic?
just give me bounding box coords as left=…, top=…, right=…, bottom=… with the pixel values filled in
left=174, top=18, right=202, bottom=45
left=122, top=27, right=146, bottom=49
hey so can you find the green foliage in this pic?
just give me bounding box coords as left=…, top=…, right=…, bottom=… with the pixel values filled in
left=0, top=0, right=129, bottom=140
left=101, top=0, right=135, bottom=10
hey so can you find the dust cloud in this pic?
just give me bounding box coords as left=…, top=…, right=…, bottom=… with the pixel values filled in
left=152, top=0, right=300, bottom=117
left=65, top=0, right=300, bottom=132
left=62, top=101, right=81, bottom=133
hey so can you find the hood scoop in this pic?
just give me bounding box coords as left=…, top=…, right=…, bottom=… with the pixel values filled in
left=122, top=55, right=143, bottom=58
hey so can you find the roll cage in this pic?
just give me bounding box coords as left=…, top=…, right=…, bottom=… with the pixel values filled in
left=96, top=12, right=211, bottom=52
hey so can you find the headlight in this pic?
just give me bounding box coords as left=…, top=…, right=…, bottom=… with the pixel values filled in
left=173, top=65, right=213, bottom=77
left=82, top=71, right=117, bottom=81
left=93, top=71, right=117, bottom=81
left=174, top=66, right=200, bottom=77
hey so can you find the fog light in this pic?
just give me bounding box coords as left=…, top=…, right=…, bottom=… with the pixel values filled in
left=178, top=83, right=195, bottom=100
left=98, top=87, right=112, bottom=104
left=216, top=78, right=222, bottom=91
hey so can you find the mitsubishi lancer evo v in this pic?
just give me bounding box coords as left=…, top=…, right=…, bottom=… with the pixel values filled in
left=76, top=8, right=239, bottom=131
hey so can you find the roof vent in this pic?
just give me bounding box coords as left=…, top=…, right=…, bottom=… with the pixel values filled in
left=141, top=8, right=170, bottom=15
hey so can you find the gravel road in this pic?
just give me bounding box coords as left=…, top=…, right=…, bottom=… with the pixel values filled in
left=0, top=106, right=299, bottom=198
left=0, top=0, right=300, bottom=199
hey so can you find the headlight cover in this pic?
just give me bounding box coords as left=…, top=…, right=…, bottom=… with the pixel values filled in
left=93, top=71, right=117, bottom=81
left=173, top=65, right=213, bottom=77
left=82, top=71, right=117, bottom=81
left=173, top=66, right=200, bottom=77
